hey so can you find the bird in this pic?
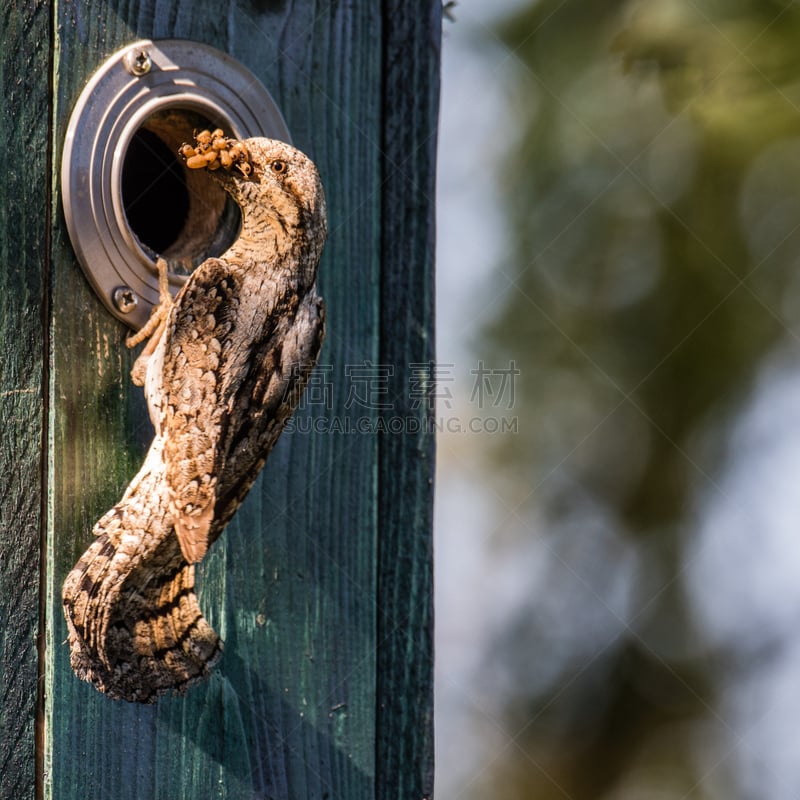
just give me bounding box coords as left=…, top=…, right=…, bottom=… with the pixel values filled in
left=61, top=133, right=327, bottom=703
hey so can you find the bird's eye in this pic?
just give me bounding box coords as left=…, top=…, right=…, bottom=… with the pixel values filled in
left=271, top=160, right=287, bottom=174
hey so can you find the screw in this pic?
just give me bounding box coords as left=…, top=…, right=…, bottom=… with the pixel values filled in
left=124, top=49, right=151, bottom=77
left=113, top=287, right=139, bottom=314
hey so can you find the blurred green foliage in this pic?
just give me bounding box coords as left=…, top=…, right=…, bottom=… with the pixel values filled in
left=476, top=0, right=800, bottom=797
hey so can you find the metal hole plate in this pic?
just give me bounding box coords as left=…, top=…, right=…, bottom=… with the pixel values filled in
left=61, top=39, right=291, bottom=330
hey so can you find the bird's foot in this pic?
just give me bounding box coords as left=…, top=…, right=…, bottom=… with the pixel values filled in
left=126, top=257, right=172, bottom=386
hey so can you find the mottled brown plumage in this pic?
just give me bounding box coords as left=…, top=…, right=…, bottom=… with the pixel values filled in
left=62, top=137, right=326, bottom=702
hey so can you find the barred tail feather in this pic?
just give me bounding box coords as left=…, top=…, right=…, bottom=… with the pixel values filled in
left=62, top=462, right=222, bottom=703
left=63, top=531, right=221, bottom=703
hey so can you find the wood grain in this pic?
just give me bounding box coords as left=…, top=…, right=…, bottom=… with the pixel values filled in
left=32, top=2, right=439, bottom=798
left=44, top=2, right=411, bottom=798
left=0, top=4, right=50, bottom=800
left=377, top=5, right=440, bottom=799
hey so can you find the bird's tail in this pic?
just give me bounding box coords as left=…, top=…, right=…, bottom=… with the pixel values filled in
left=62, top=471, right=221, bottom=703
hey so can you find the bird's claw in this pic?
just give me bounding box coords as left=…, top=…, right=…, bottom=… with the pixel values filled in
left=126, top=257, right=172, bottom=386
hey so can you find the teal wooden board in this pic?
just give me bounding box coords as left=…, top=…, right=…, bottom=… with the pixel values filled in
left=376, top=9, right=439, bottom=800
left=0, top=4, right=50, bottom=799
left=46, top=2, right=385, bottom=799
left=0, top=2, right=440, bottom=798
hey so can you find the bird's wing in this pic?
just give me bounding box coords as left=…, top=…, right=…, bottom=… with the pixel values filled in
left=212, top=291, right=326, bottom=527
left=159, top=258, right=242, bottom=564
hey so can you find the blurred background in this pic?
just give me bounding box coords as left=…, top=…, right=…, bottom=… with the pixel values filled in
left=434, top=1, right=800, bottom=798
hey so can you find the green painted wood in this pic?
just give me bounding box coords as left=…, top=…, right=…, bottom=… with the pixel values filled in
left=0, top=4, right=50, bottom=799
left=376, top=8, right=439, bottom=799
left=41, top=1, right=437, bottom=799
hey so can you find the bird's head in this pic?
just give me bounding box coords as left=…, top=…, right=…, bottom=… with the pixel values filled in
left=180, top=133, right=327, bottom=274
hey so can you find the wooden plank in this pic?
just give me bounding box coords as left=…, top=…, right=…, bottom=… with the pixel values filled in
left=376, top=4, right=440, bottom=799
left=46, top=2, right=387, bottom=799
left=0, top=4, right=50, bottom=799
